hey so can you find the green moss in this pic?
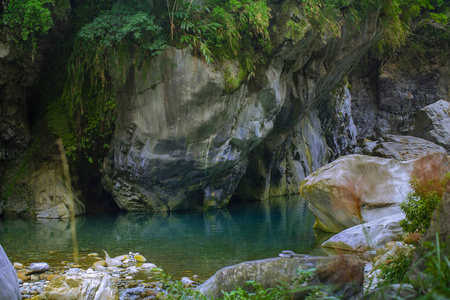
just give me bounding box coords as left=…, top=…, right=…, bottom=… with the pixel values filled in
left=224, top=65, right=248, bottom=93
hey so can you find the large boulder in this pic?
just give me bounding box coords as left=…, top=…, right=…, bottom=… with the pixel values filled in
left=412, top=100, right=450, bottom=152
left=198, top=256, right=364, bottom=299
left=321, top=213, right=405, bottom=252
left=363, top=134, right=447, bottom=161
left=38, top=269, right=118, bottom=300
left=300, top=152, right=448, bottom=233
left=0, top=244, right=20, bottom=300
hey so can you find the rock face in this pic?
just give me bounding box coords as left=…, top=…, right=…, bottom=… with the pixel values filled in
left=102, top=6, right=382, bottom=210
left=412, top=100, right=450, bottom=152
left=0, top=35, right=34, bottom=165
left=1, top=134, right=85, bottom=218
left=351, top=60, right=449, bottom=139
left=300, top=152, right=448, bottom=233
left=102, top=48, right=285, bottom=211
left=321, top=213, right=405, bottom=252
left=198, top=256, right=364, bottom=299
left=38, top=270, right=118, bottom=300
left=0, top=244, right=21, bottom=300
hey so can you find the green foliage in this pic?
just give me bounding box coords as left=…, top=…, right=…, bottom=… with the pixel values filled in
left=1, top=0, right=53, bottom=41
left=148, top=267, right=339, bottom=300
left=208, top=0, right=272, bottom=75
left=416, top=235, right=450, bottom=298
left=378, top=253, right=412, bottom=286
left=78, top=0, right=166, bottom=54
left=399, top=173, right=449, bottom=234
left=168, top=1, right=221, bottom=65
left=52, top=0, right=167, bottom=162
left=221, top=280, right=291, bottom=300
left=167, top=0, right=272, bottom=91
left=399, top=191, right=441, bottom=234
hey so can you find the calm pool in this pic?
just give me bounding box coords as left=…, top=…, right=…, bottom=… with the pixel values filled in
left=0, top=195, right=330, bottom=278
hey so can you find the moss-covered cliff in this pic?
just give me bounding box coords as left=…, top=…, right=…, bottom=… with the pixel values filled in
left=0, top=0, right=448, bottom=215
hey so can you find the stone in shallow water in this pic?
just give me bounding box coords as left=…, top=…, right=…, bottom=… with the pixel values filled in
left=134, top=254, right=147, bottom=262
left=13, top=262, right=24, bottom=270
left=141, top=263, right=157, bottom=269
left=28, top=263, right=50, bottom=273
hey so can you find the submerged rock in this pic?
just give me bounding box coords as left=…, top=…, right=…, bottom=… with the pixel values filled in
left=0, top=244, right=21, bottom=300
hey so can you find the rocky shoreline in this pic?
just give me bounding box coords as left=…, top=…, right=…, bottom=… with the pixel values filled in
left=10, top=240, right=415, bottom=300
left=14, top=251, right=201, bottom=300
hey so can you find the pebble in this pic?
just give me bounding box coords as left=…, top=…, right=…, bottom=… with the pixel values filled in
left=17, top=272, right=28, bottom=282
left=134, top=254, right=147, bottom=262
left=14, top=262, right=24, bottom=270
left=30, top=274, right=40, bottom=281
left=29, top=262, right=50, bottom=273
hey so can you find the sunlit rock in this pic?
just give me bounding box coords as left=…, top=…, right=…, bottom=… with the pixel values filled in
left=300, top=152, right=448, bottom=233
left=38, top=270, right=118, bottom=300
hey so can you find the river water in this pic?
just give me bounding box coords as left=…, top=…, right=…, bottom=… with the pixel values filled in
left=0, top=195, right=331, bottom=278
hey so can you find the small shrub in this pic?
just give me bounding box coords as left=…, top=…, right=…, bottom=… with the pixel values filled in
left=416, top=235, right=450, bottom=297
left=378, top=253, right=412, bottom=286
left=400, top=172, right=449, bottom=234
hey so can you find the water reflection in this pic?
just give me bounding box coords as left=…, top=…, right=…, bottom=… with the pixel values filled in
left=1, top=195, right=321, bottom=277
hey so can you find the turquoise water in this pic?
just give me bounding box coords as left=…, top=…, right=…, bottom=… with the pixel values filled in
left=0, top=195, right=329, bottom=278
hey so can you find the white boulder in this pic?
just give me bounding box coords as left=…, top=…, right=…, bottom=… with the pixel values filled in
left=321, top=213, right=405, bottom=252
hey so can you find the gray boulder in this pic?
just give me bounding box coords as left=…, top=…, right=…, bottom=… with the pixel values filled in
left=368, top=134, right=447, bottom=161
left=28, top=262, right=50, bottom=273
left=321, top=213, right=405, bottom=252
left=412, top=99, right=450, bottom=152
left=198, top=256, right=364, bottom=299
left=0, top=244, right=20, bottom=300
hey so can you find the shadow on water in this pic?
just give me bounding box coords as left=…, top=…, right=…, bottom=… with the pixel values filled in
left=0, top=195, right=329, bottom=278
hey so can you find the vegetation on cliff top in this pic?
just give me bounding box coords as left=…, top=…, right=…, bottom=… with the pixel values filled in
left=1, top=0, right=448, bottom=162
